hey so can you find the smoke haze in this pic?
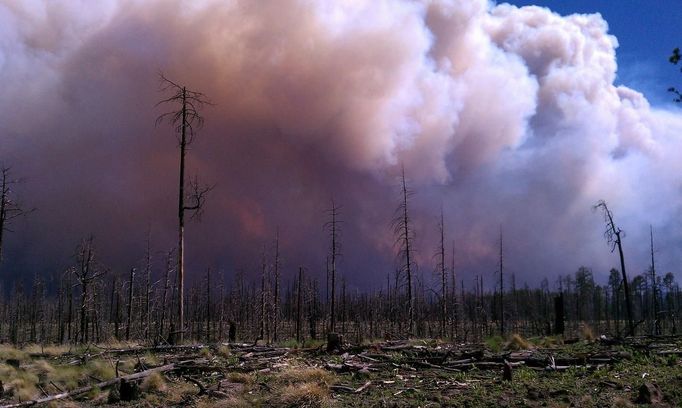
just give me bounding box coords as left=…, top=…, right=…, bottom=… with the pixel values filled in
left=2, top=0, right=682, bottom=289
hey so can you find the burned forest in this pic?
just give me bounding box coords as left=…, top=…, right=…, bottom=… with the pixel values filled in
left=2, top=0, right=682, bottom=407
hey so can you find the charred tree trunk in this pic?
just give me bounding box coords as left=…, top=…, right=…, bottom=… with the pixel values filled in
left=126, top=267, right=136, bottom=341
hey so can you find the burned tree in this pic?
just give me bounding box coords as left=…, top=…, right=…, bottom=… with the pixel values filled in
left=0, top=166, right=32, bottom=267
left=74, top=237, right=103, bottom=343
left=594, top=200, right=634, bottom=336
left=156, top=74, right=212, bottom=343
left=436, top=209, right=447, bottom=338
left=273, top=229, right=281, bottom=342
left=499, top=228, right=504, bottom=336
left=392, top=167, right=415, bottom=336
left=324, top=200, right=341, bottom=335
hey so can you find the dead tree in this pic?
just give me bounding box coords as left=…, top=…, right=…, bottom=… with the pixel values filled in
left=0, top=166, right=32, bottom=266
left=436, top=209, right=447, bottom=338
left=259, top=248, right=267, bottom=341
left=296, top=267, right=304, bottom=343
left=143, top=231, right=152, bottom=341
left=74, top=237, right=103, bottom=343
left=156, top=74, right=212, bottom=343
left=499, top=227, right=505, bottom=336
left=159, top=249, right=174, bottom=342
left=324, top=200, right=341, bottom=335
left=126, top=267, right=136, bottom=341
left=273, top=229, right=281, bottom=342
left=649, top=225, right=660, bottom=335
left=594, top=200, right=634, bottom=336
left=392, top=167, right=415, bottom=335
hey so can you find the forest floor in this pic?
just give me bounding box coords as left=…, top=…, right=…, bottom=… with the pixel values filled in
left=0, top=334, right=681, bottom=407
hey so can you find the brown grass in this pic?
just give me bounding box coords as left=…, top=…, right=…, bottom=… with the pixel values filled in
left=581, top=324, right=596, bottom=341
left=506, top=334, right=532, bottom=351
left=217, top=344, right=232, bottom=358
left=197, top=396, right=254, bottom=408
left=141, top=371, right=167, bottom=393
left=227, top=371, right=254, bottom=384
left=277, top=382, right=330, bottom=408
left=278, top=366, right=336, bottom=386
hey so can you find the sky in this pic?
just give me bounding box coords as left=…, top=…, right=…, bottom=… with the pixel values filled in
left=1, top=0, right=682, bottom=293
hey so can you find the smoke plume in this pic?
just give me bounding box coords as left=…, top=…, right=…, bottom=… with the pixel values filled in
left=1, top=0, right=682, bottom=289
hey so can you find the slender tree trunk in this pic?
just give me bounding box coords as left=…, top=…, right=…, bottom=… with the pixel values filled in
left=273, top=229, right=280, bottom=342
left=499, top=228, right=504, bottom=336
left=126, top=267, right=135, bottom=341
left=296, top=267, right=303, bottom=343
left=177, top=87, right=187, bottom=344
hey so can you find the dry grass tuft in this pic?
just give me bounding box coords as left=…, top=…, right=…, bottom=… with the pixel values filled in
left=217, top=345, right=232, bottom=358
left=227, top=371, right=254, bottom=384
left=23, top=344, right=69, bottom=357
left=48, top=365, right=83, bottom=389
left=0, top=344, right=28, bottom=361
left=197, top=396, right=253, bottom=408
left=87, top=360, right=115, bottom=380
left=199, top=347, right=213, bottom=358
left=278, top=366, right=336, bottom=386
left=8, top=374, right=39, bottom=401
left=141, top=371, right=167, bottom=393
left=164, top=379, right=198, bottom=402
left=506, top=334, right=532, bottom=351
left=612, top=396, right=635, bottom=407
left=277, top=382, right=330, bottom=408
left=581, top=324, right=596, bottom=341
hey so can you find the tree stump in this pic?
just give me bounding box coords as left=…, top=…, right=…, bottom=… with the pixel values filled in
left=637, top=382, right=663, bottom=404
left=503, top=360, right=513, bottom=382
left=228, top=321, right=236, bottom=343
left=554, top=294, right=565, bottom=336
left=119, top=379, right=141, bottom=401
left=327, top=333, right=343, bottom=353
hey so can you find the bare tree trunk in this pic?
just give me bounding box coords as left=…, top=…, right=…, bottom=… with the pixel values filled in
left=499, top=228, right=504, bottom=336
left=595, top=201, right=635, bottom=336
left=126, top=267, right=136, bottom=341
left=296, top=267, right=303, bottom=343
left=273, top=229, right=280, bottom=342
left=326, top=201, right=340, bottom=334
left=260, top=250, right=267, bottom=341
left=177, top=88, right=187, bottom=343
left=650, top=226, right=660, bottom=335
left=157, top=75, right=211, bottom=344
left=438, top=210, right=446, bottom=338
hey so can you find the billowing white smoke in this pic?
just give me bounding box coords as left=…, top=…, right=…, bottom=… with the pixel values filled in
left=1, top=0, right=681, bottom=286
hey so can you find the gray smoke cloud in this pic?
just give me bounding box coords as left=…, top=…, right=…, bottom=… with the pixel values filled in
left=1, top=0, right=682, bottom=289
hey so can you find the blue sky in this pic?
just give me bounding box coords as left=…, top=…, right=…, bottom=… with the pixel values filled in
left=503, top=0, right=682, bottom=107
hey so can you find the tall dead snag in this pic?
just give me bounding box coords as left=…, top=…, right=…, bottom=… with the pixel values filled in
left=594, top=200, right=634, bottom=336
left=143, top=231, right=152, bottom=342
left=296, top=267, right=304, bottom=343
left=392, top=167, right=415, bottom=336
left=74, top=237, right=103, bottom=344
left=499, top=227, right=504, bottom=336
left=0, top=166, right=32, bottom=267
left=436, top=209, right=447, bottom=338
left=324, top=200, right=341, bottom=335
left=273, top=229, right=281, bottom=342
left=126, top=267, right=136, bottom=341
left=259, top=247, right=267, bottom=342
left=649, top=225, right=660, bottom=335
left=156, top=74, right=212, bottom=344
